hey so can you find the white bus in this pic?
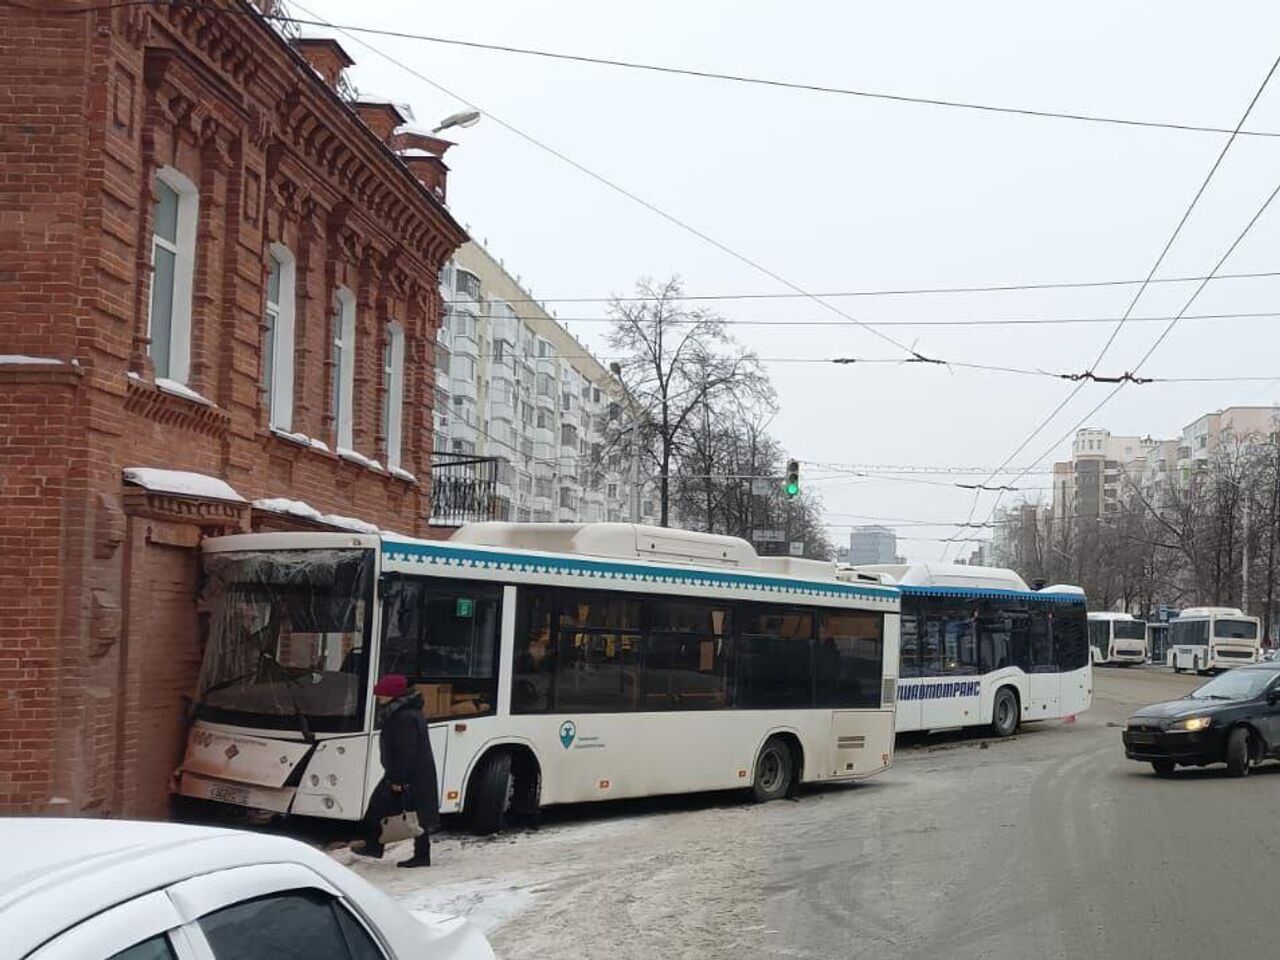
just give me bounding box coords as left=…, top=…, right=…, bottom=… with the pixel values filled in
left=1167, top=606, right=1262, bottom=674
left=1087, top=612, right=1147, bottom=665
left=848, top=563, right=1090, bottom=737
left=175, top=523, right=900, bottom=833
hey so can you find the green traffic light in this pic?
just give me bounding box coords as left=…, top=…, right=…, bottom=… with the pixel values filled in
left=784, top=481, right=799, bottom=497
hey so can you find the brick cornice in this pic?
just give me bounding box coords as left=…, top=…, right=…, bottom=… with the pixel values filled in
left=121, top=487, right=249, bottom=530
left=124, top=376, right=231, bottom=438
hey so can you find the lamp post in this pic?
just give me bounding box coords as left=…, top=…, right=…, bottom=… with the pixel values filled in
left=433, top=110, right=481, bottom=134
left=610, top=361, right=642, bottom=524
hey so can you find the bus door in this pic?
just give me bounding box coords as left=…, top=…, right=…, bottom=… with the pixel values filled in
left=895, top=612, right=922, bottom=731
left=1027, top=612, right=1060, bottom=718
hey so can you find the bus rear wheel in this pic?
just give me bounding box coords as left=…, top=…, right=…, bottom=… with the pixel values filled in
left=751, top=736, right=794, bottom=803
left=465, top=751, right=513, bottom=835
left=990, top=687, right=1019, bottom=738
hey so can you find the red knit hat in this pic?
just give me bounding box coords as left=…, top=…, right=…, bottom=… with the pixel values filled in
left=373, top=674, right=409, bottom=698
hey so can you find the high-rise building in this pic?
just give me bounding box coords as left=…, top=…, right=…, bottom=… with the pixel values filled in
left=435, top=242, right=656, bottom=526
left=1051, top=428, right=1158, bottom=520
left=849, top=525, right=898, bottom=565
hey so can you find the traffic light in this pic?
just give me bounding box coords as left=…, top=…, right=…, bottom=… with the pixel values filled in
left=784, top=459, right=800, bottom=498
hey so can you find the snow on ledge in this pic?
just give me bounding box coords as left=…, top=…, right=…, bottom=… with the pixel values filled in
left=337, top=447, right=383, bottom=471
left=0, top=354, right=62, bottom=365
left=123, top=468, right=244, bottom=502
left=320, top=513, right=380, bottom=534
left=271, top=428, right=332, bottom=453
left=389, top=467, right=418, bottom=483
left=253, top=498, right=381, bottom=534
left=156, top=377, right=213, bottom=406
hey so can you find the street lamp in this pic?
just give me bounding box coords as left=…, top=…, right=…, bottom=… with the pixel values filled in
left=433, top=110, right=481, bottom=134
left=610, top=361, right=642, bottom=524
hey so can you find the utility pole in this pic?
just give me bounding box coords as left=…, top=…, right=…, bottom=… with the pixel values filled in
left=1242, top=499, right=1251, bottom=613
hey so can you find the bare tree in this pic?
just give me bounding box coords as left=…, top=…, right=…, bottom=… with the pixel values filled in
left=605, top=277, right=771, bottom=526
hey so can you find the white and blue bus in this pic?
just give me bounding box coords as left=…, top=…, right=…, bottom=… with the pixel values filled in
left=848, top=562, right=1090, bottom=737
left=176, top=523, right=901, bottom=833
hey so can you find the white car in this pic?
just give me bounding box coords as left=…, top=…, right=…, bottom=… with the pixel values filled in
left=1, top=818, right=494, bottom=960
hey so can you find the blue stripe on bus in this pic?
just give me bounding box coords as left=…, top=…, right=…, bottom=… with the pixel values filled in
left=899, top=584, right=1084, bottom=605
left=382, top=538, right=898, bottom=602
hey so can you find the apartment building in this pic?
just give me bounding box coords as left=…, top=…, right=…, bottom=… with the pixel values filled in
left=1179, top=406, right=1279, bottom=467
left=849, top=525, right=899, bottom=565
left=434, top=242, right=656, bottom=525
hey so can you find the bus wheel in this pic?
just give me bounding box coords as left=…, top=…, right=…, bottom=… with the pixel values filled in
left=1225, top=728, right=1251, bottom=778
left=465, top=751, right=513, bottom=835
left=990, top=687, right=1019, bottom=738
left=1151, top=760, right=1175, bottom=777
left=751, top=736, right=794, bottom=803
left=1173, top=659, right=1182, bottom=674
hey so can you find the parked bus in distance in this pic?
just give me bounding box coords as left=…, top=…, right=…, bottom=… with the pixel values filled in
left=175, top=523, right=900, bottom=833
left=1168, top=607, right=1262, bottom=674
left=844, top=562, right=1090, bottom=738
left=1087, top=612, right=1147, bottom=666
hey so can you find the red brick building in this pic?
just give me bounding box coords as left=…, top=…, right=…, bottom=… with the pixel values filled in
left=0, top=0, right=467, bottom=817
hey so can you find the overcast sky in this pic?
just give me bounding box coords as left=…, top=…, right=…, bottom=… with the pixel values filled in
left=297, top=0, right=1280, bottom=561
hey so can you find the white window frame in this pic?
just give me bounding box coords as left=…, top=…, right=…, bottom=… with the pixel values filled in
left=331, top=287, right=356, bottom=449
left=263, top=243, right=296, bottom=431
left=147, top=166, right=199, bottom=385
left=381, top=321, right=405, bottom=470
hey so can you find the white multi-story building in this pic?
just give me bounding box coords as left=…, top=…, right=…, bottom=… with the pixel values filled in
left=434, top=241, right=656, bottom=526
left=1052, top=428, right=1159, bottom=520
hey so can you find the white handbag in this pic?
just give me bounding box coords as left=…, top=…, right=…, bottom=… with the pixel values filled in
left=379, top=808, right=424, bottom=844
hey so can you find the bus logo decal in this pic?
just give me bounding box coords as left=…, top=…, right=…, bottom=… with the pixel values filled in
left=897, top=681, right=982, bottom=701
left=559, top=721, right=577, bottom=750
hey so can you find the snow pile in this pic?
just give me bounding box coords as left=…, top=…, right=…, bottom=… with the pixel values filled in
left=252, top=498, right=323, bottom=521
left=398, top=878, right=537, bottom=936
left=0, top=355, right=62, bottom=365
left=155, top=377, right=213, bottom=406
left=389, top=467, right=418, bottom=483
left=123, top=468, right=244, bottom=502
left=338, top=447, right=383, bottom=471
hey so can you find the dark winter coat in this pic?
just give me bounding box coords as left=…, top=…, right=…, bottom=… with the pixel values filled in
left=378, top=691, right=440, bottom=828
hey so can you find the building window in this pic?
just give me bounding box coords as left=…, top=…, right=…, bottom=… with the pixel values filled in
left=331, top=288, right=356, bottom=449
left=456, top=269, right=481, bottom=301
left=382, top=321, right=405, bottom=469
left=263, top=245, right=296, bottom=430
left=147, top=167, right=199, bottom=383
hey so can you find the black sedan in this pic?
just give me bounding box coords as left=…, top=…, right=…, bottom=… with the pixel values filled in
left=1122, top=663, right=1280, bottom=777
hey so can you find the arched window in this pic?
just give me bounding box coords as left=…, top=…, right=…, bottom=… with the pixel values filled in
left=147, top=166, right=199, bottom=384
left=331, top=288, right=357, bottom=450
left=263, top=243, right=296, bottom=430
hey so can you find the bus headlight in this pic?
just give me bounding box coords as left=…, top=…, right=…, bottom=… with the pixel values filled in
left=1170, top=716, right=1212, bottom=732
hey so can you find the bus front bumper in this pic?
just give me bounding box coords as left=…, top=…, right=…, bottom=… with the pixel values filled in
left=1122, top=727, right=1228, bottom=764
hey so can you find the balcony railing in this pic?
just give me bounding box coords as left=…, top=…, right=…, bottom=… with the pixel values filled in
left=430, top=453, right=502, bottom=527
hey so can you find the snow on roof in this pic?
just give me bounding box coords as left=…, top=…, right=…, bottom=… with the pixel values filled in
left=123, top=468, right=244, bottom=502
left=0, top=354, right=62, bottom=364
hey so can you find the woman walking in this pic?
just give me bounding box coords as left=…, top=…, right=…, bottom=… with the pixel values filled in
left=355, top=674, right=439, bottom=867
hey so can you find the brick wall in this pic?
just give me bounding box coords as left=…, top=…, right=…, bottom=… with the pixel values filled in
left=0, top=1, right=468, bottom=817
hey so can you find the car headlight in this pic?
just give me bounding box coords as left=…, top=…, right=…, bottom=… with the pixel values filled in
left=1170, top=716, right=1213, bottom=732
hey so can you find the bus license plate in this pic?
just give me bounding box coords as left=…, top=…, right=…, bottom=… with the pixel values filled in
left=208, top=783, right=251, bottom=806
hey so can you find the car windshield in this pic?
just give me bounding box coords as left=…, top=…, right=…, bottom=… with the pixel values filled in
left=195, top=548, right=374, bottom=733
left=1215, top=618, right=1258, bottom=640
left=1187, top=668, right=1277, bottom=702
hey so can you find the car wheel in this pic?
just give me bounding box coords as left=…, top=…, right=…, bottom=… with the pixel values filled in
left=1151, top=760, right=1176, bottom=777
left=465, top=751, right=513, bottom=835
left=1225, top=727, right=1251, bottom=778
left=751, top=736, right=794, bottom=803
left=990, top=687, right=1019, bottom=738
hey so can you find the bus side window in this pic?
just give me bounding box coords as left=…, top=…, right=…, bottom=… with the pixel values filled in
left=513, top=589, right=556, bottom=713
left=814, top=611, right=883, bottom=708
left=1029, top=608, right=1054, bottom=673
left=644, top=600, right=731, bottom=711
left=736, top=606, right=814, bottom=708
left=1053, top=606, right=1088, bottom=670
left=379, top=577, right=423, bottom=678
left=977, top=601, right=1012, bottom=672
left=899, top=614, right=920, bottom=678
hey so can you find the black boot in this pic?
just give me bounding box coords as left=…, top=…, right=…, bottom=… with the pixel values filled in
left=397, top=835, right=431, bottom=868
left=352, top=840, right=385, bottom=859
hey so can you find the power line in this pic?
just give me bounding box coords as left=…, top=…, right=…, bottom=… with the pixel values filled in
left=444, top=269, right=1280, bottom=306
left=943, top=47, right=1280, bottom=559
left=469, top=308, right=1280, bottom=329
left=80, top=1, right=1280, bottom=141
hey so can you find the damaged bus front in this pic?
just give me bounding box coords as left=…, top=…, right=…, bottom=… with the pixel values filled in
left=174, top=533, right=390, bottom=820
